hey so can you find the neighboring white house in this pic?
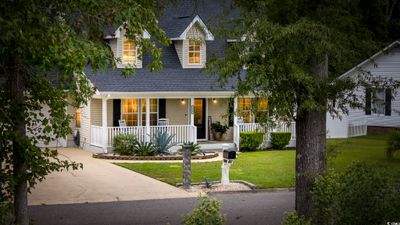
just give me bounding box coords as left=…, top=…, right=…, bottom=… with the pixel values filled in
left=327, top=40, right=400, bottom=138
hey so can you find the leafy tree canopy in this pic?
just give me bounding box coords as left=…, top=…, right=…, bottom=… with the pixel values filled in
left=210, top=0, right=400, bottom=123
left=0, top=0, right=169, bottom=223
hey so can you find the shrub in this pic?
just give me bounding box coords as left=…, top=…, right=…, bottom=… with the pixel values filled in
left=178, top=142, right=204, bottom=156
left=182, top=196, right=225, bottom=225
left=386, top=130, right=400, bottom=160
left=240, top=132, right=264, bottom=151
left=281, top=211, right=312, bottom=225
left=151, top=130, right=176, bottom=155
left=270, top=132, right=291, bottom=149
left=0, top=202, right=14, bottom=225
left=132, top=140, right=157, bottom=156
left=311, top=163, right=400, bottom=225
left=112, top=134, right=136, bottom=155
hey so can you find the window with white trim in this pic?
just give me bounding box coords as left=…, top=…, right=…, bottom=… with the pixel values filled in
left=121, top=99, right=158, bottom=126
left=188, top=40, right=201, bottom=64
left=141, top=99, right=158, bottom=126
left=123, top=39, right=137, bottom=64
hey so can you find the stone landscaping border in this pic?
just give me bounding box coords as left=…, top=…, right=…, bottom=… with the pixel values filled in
left=176, top=180, right=257, bottom=190
left=93, top=152, right=219, bottom=160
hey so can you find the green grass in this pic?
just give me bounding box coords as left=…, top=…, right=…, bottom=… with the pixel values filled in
left=116, top=134, right=400, bottom=189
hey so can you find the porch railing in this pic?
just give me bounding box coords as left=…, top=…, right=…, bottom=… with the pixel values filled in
left=91, top=125, right=197, bottom=148
left=90, top=125, right=104, bottom=147
left=107, top=126, right=147, bottom=147
left=234, top=122, right=296, bottom=148
left=149, top=125, right=197, bottom=144
left=348, top=123, right=367, bottom=137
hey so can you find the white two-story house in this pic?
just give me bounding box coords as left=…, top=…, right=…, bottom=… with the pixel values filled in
left=75, top=0, right=293, bottom=153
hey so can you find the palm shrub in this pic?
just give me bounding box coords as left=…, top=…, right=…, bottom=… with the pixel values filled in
left=311, top=163, right=400, bottom=225
left=132, top=140, right=157, bottom=156
left=386, top=130, right=400, bottom=160
left=112, top=134, right=136, bottom=155
left=178, top=142, right=204, bottom=156
left=270, top=132, right=291, bottom=149
left=151, top=130, right=176, bottom=155
left=182, top=196, right=225, bottom=225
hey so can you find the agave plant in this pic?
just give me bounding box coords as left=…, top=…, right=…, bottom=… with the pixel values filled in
left=132, top=140, right=157, bottom=156
left=151, top=130, right=177, bottom=155
left=178, top=142, right=204, bottom=156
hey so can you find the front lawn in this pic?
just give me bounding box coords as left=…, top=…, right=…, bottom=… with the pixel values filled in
left=116, top=134, right=400, bottom=189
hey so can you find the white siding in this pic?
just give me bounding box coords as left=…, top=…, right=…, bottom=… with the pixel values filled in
left=80, top=102, right=91, bottom=148
left=107, top=99, right=113, bottom=126
left=347, top=47, right=400, bottom=128
left=91, top=99, right=102, bottom=126
left=165, top=99, right=189, bottom=125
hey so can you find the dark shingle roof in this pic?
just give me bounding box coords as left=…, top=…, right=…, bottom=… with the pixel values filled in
left=91, top=0, right=240, bottom=93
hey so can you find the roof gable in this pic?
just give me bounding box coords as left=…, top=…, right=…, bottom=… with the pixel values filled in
left=340, top=40, right=400, bottom=79
left=170, top=15, right=214, bottom=40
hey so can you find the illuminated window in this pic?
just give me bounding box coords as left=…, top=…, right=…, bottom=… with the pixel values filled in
left=122, top=99, right=139, bottom=126
left=238, top=97, right=268, bottom=123
left=123, top=39, right=137, bottom=64
left=238, top=98, right=252, bottom=123
left=121, top=99, right=158, bottom=126
left=141, top=99, right=158, bottom=126
left=75, top=108, right=81, bottom=128
left=188, top=40, right=201, bottom=64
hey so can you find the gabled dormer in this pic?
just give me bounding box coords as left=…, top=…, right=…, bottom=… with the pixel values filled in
left=105, top=26, right=151, bottom=69
left=172, top=15, right=214, bottom=69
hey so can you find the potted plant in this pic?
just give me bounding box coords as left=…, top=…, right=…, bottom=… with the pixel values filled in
left=211, top=121, right=229, bottom=140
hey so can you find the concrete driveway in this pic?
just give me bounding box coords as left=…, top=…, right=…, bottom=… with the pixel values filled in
left=28, top=148, right=196, bottom=206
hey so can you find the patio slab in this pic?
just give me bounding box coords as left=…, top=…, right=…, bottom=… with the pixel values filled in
left=28, top=148, right=197, bottom=205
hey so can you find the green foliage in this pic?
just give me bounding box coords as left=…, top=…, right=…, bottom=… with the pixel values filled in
left=151, top=130, right=176, bottom=155
left=203, top=177, right=214, bottom=189
left=240, top=132, right=264, bottom=151
left=311, top=163, right=400, bottom=225
left=182, top=196, right=225, bottom=225
left=0, top=0, right=169, bottom=222
left=178, top=142, right=204, bottom=156
left=208, top=0, right=400, bottom=124
left=132, top=140, right=157, bottom=156
left=281, top=211, right=312, bottom=225
left=270, top=132, right=291, bottom=149
left=211, top=122, right=229, bottom=134
left=0, top=202, right=14, bottom=225
left=386, top=130, right=400, bottom=160
left=112, top=134, right=136, bottom=156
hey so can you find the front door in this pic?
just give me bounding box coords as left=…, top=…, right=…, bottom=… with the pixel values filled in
left=194, top=98, right=206, bottom=139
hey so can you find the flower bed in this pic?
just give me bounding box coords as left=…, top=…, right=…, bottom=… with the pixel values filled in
left=93, top=152, right=219, bottom=160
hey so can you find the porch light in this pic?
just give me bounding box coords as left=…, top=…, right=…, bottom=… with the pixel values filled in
left=181, top=99, right=186, bottom=104
left=212, top=98, right=217, bottom=103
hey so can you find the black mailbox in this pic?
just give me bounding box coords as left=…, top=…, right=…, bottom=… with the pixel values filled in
left=223, top=148, right=237, bottom=160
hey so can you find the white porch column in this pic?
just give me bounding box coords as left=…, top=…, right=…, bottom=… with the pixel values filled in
left=234, top=97, right=238, bottom=125
left=102, top=98, right=108, bottom=152
left=233, top=97, right=239, bottom=149
left=190, top=97, right=195, bottom=126
left=145, top=97, right=150, bottom=142
left=190, top=97, right=196, bottom=143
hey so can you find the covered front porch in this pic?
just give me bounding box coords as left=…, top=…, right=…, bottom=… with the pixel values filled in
left=85, top=92, right=295, bottom=152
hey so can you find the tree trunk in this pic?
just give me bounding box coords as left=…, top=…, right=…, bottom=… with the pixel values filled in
left=295, top=55, right=328, bottom=218
left=9, top=58, right=28, bottom=225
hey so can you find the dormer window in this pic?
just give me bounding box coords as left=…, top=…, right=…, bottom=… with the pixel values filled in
left=188, top=40, right=201, bottom=64
left=123, top=39, right=137, bottom=64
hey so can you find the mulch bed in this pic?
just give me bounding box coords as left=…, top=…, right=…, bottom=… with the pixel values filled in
left=93, top=152, right=219, bottom=160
